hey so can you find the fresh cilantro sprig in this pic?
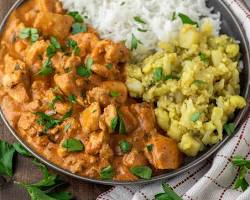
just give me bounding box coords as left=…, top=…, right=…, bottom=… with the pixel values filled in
left=232, top=156, right=250, bottom=191
left=155, top=183, right=183, bottom=200
left=110, top=113, right=126, bottom=135
left=37, top=59, right=54, bottom=76
left=19, top=28, right=39, bottom=43
left=178, top=13, right=198, bottom=27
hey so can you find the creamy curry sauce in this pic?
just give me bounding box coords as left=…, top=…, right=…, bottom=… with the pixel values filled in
left=0, top=0, right=182, bottom=181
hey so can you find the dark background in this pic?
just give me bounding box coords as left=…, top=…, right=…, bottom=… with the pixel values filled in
left=0, top=1, right=111, bottom=199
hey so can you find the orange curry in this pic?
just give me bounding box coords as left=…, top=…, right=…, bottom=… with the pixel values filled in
left=0, top=0, right=182, bottom=181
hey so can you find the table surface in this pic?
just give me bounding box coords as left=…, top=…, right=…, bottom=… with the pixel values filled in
left=0, top=1, right=111, bottom=199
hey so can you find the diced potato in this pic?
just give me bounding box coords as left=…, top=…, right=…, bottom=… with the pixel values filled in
left=179, top=25, right=200, bottom=49
left=211, top=50, right=223, bottom=66
left=226, top=44, right=239, bottom=58
left=211, top=107, right=224, bottom=140
left=126, top=77, right=144, bottom=98
left=155, top=107, right=169, bottom=131
left=178, top=134, right=204, bottom=157
left=230, top=95, right=246, bottom=109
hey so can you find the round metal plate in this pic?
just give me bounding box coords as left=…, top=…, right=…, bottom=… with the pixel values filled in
left=0, top=0, right=250, bottom=185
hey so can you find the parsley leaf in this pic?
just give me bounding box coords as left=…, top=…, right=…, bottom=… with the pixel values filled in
left=49, top=191, right=73, bottom=200
left=131, top=33, right=142, bottom=50
left=51, top=37, right=61, bottom=49
left=119, top=140, right=132, bottom=153
left=153, top=67, right=163, bottom=81
left=37, top=59, right=54, bottom=76
left=19, top=28, right=39, bottom=42
left=199, top=52, right=208, bottom=62
left=146, top=144, right=153, bottom=152
left=178, top=13, right=198, bottom=27
left=130, top=166, right=152, bottom=180
left=234, top=167, right=249, bottom=191
left=232, top=156, right=250, bottom=169
left=13, top=142, right=32, bottom=157
left=62, top=138, right=84, bottom=152
left=67, top=39, right=80, bottom=55
left=155, top=183, right=183, bottom=200
left=111, top=116, right=119, bottom=132
left=100, top=165, right=114, bottom=180
left=72, top=23, right=87, bottom=35
left=68, top=94, right=77, bottom=103
left=137, top=28, right=147, bottom=32
left=76, top=64, right=92, bottom=78
left=68, top=11, right=83, bottom=23
left=0, top=140, right=15, bottom=177
left=134, top=16, right=146, bottom=24
left=22, top=185, right=57, bottom=200
left=191, top=112, right=201, bottom=122
left=224, top=123, right=236, bottom=136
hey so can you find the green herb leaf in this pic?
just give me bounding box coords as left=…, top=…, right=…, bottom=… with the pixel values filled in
left=72, top=23, right=87, bottom=35
left=37, top=59, right=54, bottom=76
left=68, top=94, right=77, bottom=103
left=64, top=124, right=71, bottom=133
left=153, top=67, right=163, bottom=81
left=232, top=156, right=250, bottom=169
left=164, top=74, right=179, bottom=81
left=47, top=45, right=57, bottom=58
left=86, top=57, right=94, bottom=69
left=100, top=165, right=114, bottom=180
left=134, top=16, right=146, bottom=24
left=19, top=28, right=31, bottom=39
left=199, top=52, right=208, bottom=62
left=146, top=144, right=153, bottom=152
left=191, top=112, right=201, bottom=122
left=76, top=64, right=92, bottom=78
left=19, top=28, right=39, bottom=42
left=0, top=140, right=15, bottom=177
left=234, top=167, right=249, bottom=191
left=106, top=63, right=113, bottom=69
left=119, top=140, right=132, bottom=153
left=110, top=91, right=120, bottom=97
left=155, top=183, right=183, bottom=200
left=62, top=138, right=84, bottom=152
left=111, top=116, right=118, bottom=132
left=118, top=114, right=126, bottom=135
left=137, top=28, right=148, bottom=32
left=49, top=191, right=73, bottom=200
left=48, top=95, right=63, bottom=110
left=131, top=33, right=142, bottom=50
left=67, top=39, right=80, bottom=55
left=192, top=80, right=206, bottom=87
left=13, top=142, right=32, bottom=157
left=51, top=37, right=61, bottom=49
left=120, top=2, right=125, bottom=6
left=172, top=12, right=176, bottom=21
left=68, top=11, right=83, bottom=23
left=224, top=123, right=236, bottom=136
left=178, top=13, right=198, bottom=27
left=130, top=166, right=152, bottom=180
left=22, top=185, right=57, bottom=200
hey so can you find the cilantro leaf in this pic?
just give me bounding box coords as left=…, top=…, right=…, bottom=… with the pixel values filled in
left=232, top=156, right=250, bottom=169
left=130, top=166, right=152, bottom=180
left=68, top=94, right=77, bottom=103
left=234, top=167, right=249, bottom=191
left=49, top=191, right=73, bottom=200
left=67, top=39, right=80, bottom=55
left=155, top=183, right=183, bottom=200
left=62, top=138, right=84, bottom=152
left=50, top=37, right=61, bottom=49
left=106, top=63, right=113, bottom=69
left=178, top=13, right=198, bottom=27
left=192, top=80, right=207, bottom=87
left=134, top=16, right=146, bottom=24
left=110, top=91, right=120, bottom=97
left=100, top=165, right=114, bottom=180
left=19, top=28, right=39, bottom=42
left=0, top=140, right=16, bottom=177
left=76, top=64, right=92, bottom=78
left=86, top=57, right=94, bottom=69
left=137, top=28, right=147, bottom=32
left=118, top=114, right=126, bottom=135
left=13, top=142, right=32, bottom=157
left=119, top=140, right=132, bottom=153
left=111, top=116, right=118, bottom=132
left=146, top=144, right=153, bottom=152
left=23, top=185, right=57, bottom=200
left=131, top=33, right=142, bottom=50
left=191, top=112, right=201, bottom=122
left=224, top=123, right=236, bottom=136
left=199, top=52, right=208, bottom=62
left=153, top=67, right=163, bottom=81
left=37, top=59, right=54, bottom=76
left=68, top=11, right=83, bottom=23
left=19, top=28, right=31, bottom=39
left=72, top=23, right=87, bottom=35
left=48, top=95, right=63, bottom=110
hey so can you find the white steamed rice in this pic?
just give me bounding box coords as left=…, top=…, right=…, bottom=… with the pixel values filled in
left=60, top=0, right=221, bottom=58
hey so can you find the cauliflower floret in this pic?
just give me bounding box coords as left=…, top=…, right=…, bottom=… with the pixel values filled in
left=155, top=107, right=170, bottom=132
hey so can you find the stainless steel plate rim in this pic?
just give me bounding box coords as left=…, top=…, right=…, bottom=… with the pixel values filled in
left=0, top=0, right=249, bottom=186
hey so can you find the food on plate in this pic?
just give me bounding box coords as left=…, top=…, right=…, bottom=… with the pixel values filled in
left=126, top=21, right=246, bottom=156
left=0, top=0, right=246, bottom=181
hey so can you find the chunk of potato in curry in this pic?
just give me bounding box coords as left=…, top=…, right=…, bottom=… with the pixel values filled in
left=0, top=0, right=182, bottom=181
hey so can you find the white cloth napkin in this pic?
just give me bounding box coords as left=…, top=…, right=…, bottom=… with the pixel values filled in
left=97, top=0, right=250, bottom=199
